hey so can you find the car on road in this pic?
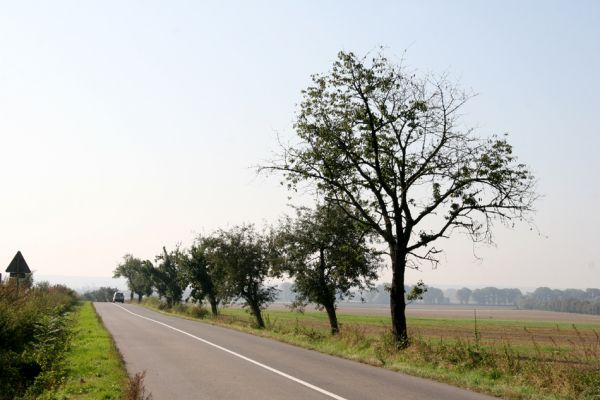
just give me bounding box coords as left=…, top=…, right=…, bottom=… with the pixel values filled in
left=112, top=292, right=125, bottom=303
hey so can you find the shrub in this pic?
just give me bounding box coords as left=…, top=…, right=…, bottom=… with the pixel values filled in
left=186, top=305, right=209, bottom=319
left=0, top=280, right=77, bottom=399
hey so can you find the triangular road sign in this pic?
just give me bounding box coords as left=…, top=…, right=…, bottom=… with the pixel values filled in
left=6, top=251, right=31, bottom=274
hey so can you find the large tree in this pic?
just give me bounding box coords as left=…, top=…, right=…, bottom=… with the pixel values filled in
left=152, top=247, right=185, bottom=308
left=263, top=51, right=536, bottom=345
left=275, top=204, right=380, bottom=334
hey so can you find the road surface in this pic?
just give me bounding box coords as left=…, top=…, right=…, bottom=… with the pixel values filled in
left=95, top=303, right=497, bottom=400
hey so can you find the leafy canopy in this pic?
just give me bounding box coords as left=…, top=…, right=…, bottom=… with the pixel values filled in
left=269, top=51, right=536, bottom=266
left=275, top=204, right=381, bottom=309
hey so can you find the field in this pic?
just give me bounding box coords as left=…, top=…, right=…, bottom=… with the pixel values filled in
left=339, top=304, right=600, bottom=323
left=221, top=304, right=600, bottom=351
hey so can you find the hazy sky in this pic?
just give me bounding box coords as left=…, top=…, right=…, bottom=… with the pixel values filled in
left=1, top=1, right=598, bottom=289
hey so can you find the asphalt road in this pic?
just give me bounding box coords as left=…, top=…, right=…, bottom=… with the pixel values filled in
left=95, top=303, right=498, bottom=400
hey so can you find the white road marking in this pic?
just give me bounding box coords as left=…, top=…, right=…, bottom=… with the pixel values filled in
left=114, top=304, right=348, bottom=400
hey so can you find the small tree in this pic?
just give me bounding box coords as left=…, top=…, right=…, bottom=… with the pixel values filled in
left=152, top=247, right=185, bottom=308
left=179, top=237, right=227, bottom=316
left=132, top=260, right=154, bottom=302
left=113, top=254, right=141, bottom=301
left=275, top=204, right=380, bottom=334
left=113, top=255, right=154, bottom=302
left=209, top=225, right=277, bottom=328
left=263, top=51, right=536, bottom=345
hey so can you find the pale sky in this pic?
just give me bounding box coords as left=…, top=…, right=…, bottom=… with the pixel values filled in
left=1, top=1, right=598, bottom=289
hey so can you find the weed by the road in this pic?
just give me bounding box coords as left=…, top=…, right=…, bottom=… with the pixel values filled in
left=125, top=371, right=153, bottom=400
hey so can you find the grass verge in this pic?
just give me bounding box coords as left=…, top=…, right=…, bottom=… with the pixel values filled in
left=38, top=301, right=128, bottom=400
left=139, top=298, right=600, bottom=400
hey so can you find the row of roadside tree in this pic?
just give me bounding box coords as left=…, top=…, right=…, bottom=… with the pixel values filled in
left=113, top=204, right=383, bottom=335
left=111, top=217, right=600, bottom=340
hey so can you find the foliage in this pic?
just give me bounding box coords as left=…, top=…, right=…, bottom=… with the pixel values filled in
left=274, top=204, right=381, bottom=334
left=113, top=255, right=154, bottom=302
left=363, top=285, right=600, bottom=314
left=178, top=236, right=228, bottom=316
left=134, top=261, right=155, bottom=301
left=471, top=287, right=522, bottom=306
left=405, top=280, right=428, bottom=303
left=81, top=286, right=121, bottom=302
left=142, top=296, right=209, bottom=319
left=151, top=247, right=186, bottom=308
left=456, top=288, right=472, bottom=305
left=262, top=50, right=536, bottom=343
left=207, top=224, right=278, bottom=328
left=0, top=280, right=78, bottom=399
left=520, top=287, right=600, bottom=315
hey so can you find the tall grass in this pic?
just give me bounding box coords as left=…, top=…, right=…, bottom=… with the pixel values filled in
left=125, top=371, right=153, bottom=400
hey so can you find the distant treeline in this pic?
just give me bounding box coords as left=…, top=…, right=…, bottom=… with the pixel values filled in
left=518, top=287, right=600, bottom=315
left=279, top=284, right=523, bottom=306
left=278, top=284, right=600, bottom=316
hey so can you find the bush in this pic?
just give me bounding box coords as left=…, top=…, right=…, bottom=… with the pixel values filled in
left=186, top=305, right=209, bottom=319
left=0, top=280, right=77, bottom=399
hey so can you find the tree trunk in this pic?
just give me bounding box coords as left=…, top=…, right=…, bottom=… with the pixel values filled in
left=130, top=291, right=134, bottom=302
left=389, top=245, right=408, bottom=347
left=209, top=296, right=218, bottom=316
left=318, top=248, right=339, bottom=335
left=137, top=293, right=142, bottom=303
left=324, top=303, right=339, bottom=335
left=250, top=302, right=265, bottom=328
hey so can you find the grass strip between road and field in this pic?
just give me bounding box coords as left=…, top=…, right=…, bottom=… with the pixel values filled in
left=138, top=298, right=600, bottom=400
left=38, top=301, right=128, bottom=400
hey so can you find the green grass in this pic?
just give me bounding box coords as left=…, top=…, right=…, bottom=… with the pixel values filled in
left=39, top=301, right=128, bottom=400
left=140, top=298, right=600, bottom=400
